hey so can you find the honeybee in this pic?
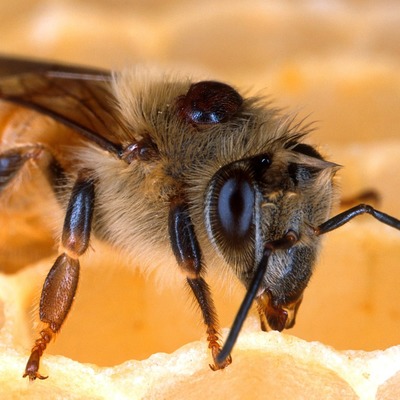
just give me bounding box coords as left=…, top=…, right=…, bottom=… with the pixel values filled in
left=0, top=56, right=399, bottom=381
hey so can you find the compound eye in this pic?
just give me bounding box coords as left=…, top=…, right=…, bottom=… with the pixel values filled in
left=217, top=175, right=254, bottom=243
left=176, top=81, right=243, bottom=125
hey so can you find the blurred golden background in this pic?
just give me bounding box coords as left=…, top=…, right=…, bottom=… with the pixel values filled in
left=0, top=1, right=399, bottom=398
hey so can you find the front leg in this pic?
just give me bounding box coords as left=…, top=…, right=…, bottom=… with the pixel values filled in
left=169, top=200, right=231, bottom=370
left=23, top=169, right=95, bottom=380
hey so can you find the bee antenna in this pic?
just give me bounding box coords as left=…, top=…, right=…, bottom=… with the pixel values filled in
left=216, top=249, right=271, bottom=365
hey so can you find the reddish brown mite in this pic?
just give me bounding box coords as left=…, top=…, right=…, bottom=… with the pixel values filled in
left=176, top=80, right=243, bottom=124
left=0, top=56, right=399, bottom=380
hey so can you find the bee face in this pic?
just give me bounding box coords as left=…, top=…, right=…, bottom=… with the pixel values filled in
left=202, top=140, right=337, bottom=330
left=0, top=57, right=398, bottom=380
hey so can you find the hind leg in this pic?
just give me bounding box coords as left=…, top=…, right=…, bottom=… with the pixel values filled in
left=23, top=169, right=95, bottom=380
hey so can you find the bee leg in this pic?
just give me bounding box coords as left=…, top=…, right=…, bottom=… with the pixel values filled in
left=169, top=201, right=231, bottom=371
left=0, top=145, right=42, bottom=190
left=0, top=144, right=66, bottom=192
left=23, top=170, right=95, bottom=381
left=186, top=278, right=232, bottom=370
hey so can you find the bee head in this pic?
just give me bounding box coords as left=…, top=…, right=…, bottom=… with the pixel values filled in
left=204, top=144, right=338, bottom=330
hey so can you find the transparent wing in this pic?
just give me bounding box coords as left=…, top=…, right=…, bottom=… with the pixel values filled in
left=0, top=56, right=124, bottom=156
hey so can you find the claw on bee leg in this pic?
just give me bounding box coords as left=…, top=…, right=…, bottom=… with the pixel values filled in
left=23, top=328, right=53, bottom=380
left=208, top=328, right=232, bottom=371
left=23, top=253, right=80, bottom=381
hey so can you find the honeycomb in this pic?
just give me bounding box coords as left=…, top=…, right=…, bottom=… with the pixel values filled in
left=0, top=1, right=400, bottom=399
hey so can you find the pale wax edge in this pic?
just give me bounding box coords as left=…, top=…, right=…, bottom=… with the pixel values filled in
left=1, top=327, right=400, bottom=400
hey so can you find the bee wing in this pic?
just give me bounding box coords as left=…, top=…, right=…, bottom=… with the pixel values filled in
left=0, top=56, right=123, bottom=156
